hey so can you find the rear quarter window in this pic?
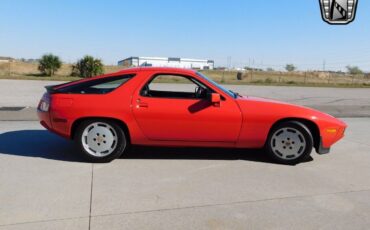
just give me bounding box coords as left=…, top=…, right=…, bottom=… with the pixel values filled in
left=57, top=74, right=134, bottom=94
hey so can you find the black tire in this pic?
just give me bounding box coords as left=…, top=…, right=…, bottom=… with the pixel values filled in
left=75, top=119, right=128, bottom=163
left=266, top=121, right=313, bottom=165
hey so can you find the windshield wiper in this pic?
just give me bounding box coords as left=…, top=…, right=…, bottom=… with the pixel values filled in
left=230, top=90, right=242, bottom=98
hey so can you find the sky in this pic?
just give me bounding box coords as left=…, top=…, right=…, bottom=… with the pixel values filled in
left=0, top=0, right=369, bottom=71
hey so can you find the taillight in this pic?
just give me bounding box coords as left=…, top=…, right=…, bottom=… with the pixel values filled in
left=38, top=93, right=50, bottom=112
left=39, top=100, right=50, bottom=112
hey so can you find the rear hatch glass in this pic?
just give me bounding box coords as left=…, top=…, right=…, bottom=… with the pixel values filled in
left=46, top=74, right=135, bottom=94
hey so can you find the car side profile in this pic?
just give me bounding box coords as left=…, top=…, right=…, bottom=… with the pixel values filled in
left=37, top=67, right=346, bottom=164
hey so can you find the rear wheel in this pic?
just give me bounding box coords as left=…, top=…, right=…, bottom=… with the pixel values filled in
left=75, top=119, right=127, bottom=163
left=266, top=121, right=313, bottom=164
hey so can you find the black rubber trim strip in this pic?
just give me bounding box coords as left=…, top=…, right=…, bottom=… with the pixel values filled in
left=317, top=136, right=331, bottom=155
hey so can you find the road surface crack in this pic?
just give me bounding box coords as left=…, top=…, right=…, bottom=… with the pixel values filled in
left=88, top=164, right=94, bottom=230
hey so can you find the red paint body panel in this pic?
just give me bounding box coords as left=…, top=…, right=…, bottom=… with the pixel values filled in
left=235, top=96, right=346, bottom=148
left=131, top=69, right=242, bottom=143
left=37, top=67, right=347, bottom=151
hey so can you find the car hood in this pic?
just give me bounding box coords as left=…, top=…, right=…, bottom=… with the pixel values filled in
left=239, top=96, right=311, bottom=109
left=239, top=96, right=293, bottom=105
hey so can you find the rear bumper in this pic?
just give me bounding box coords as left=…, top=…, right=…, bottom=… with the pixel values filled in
left=40, top=119, right=51, bottom=130
left=38, top=109, right=70, bottom=139
left=37, top=109, right=52, bottom=129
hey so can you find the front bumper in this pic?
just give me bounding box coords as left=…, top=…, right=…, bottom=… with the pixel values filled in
left=316, top=137, right=330, bottom=155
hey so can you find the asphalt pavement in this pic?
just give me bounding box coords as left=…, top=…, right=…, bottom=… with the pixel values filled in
left=0, top=80, right=370, bottom=119
left=0, top=79, right=370, bottom=229
left=0, top=118, right=370, bottom=230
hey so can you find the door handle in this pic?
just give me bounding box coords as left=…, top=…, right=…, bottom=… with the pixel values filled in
left=136, top=99, right=149, bottom=108
left=137, top=102, right=148, bottom=108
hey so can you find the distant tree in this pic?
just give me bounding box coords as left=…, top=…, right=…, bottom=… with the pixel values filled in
left=72, top=55, right=104, bottom=78
left=285, top=64, right=296, bottom=72
left=266, top=67, right=274, bottom=72
left=346, top=65, right=363, bottom=75
left=38, top=54, right=62, bottom=76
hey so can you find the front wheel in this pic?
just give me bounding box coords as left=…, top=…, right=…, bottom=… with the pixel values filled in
left=75, top=119, right=128, bottom=163
left=266, top=121, right=313, bottom=164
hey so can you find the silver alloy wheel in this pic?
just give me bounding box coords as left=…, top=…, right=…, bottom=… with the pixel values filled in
left=270, top=127, right=307, bottom=160
left=81, top=122, right=118, bottom=157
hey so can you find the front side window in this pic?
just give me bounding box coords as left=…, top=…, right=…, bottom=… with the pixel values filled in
left=57, top=74, right=134, bottom=94
left=141, top=74, right=212, bottom=99
left=196, top=72, right=236, bottom=98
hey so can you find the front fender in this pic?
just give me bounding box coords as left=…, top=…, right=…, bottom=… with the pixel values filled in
left=235, top=97, right=346, bottom=148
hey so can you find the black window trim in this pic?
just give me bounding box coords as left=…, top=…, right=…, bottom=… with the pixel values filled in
left=140, top=73, right=215, bottom=100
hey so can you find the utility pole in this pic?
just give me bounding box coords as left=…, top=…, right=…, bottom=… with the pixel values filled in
left=304, top=71, right=307, bottom=84
left=323, top=60, right=326, bottom=71
left=8, top=60, right=11, bottom=77
left=227, top=56, right=232, bottom=70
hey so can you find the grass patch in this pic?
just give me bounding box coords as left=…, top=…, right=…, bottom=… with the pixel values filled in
left=1, top=61, right=369, bottom=88
left=264, top=78, right=274, bottom=83
left=0, top=75, right=82, bottom=81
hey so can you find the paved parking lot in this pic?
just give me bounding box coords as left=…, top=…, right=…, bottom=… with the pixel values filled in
left=1, top=79, right=370, bottom=118
left=1, top=118, right=370, bottom=230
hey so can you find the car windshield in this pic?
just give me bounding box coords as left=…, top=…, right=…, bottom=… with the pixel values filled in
left=196, top=72, right=237, bottom=98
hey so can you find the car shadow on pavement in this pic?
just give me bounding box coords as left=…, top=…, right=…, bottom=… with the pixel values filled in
left=125, top=145, right=314, bottom=165
left=124, top=146, right=273, bottom=163
left=0, top=130, right=84, bottom=162
left=0, top=130, right=312, bottom=164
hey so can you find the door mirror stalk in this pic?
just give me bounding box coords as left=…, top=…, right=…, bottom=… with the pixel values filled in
left=211, top=93, right=221, bottom=107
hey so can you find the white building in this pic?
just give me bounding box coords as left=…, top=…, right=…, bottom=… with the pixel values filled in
left=0, top=57, right=14, bottom=63
left=118, top=57, right=214, bottom=70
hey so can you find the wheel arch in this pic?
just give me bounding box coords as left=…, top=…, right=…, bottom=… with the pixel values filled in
left=268, top=118, right=320, bottom=151
left=71, top=117, right=131, bottom=143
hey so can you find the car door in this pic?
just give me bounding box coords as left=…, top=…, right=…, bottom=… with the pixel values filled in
left=131, top=73, right=242, bottom=142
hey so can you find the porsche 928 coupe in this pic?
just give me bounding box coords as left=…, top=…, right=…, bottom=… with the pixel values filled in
left=37, top=67, right=346, bottom=164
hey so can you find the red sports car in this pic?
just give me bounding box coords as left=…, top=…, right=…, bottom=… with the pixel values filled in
left=37, top=67, right=346, bottom=164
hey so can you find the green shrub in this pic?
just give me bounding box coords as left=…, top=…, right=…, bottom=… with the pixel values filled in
left=38, top=54, right=62, bottom=76
left=72, top=55, right=104, bottom=78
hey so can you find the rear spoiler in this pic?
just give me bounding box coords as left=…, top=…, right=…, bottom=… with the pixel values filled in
left=45, top=82, right=67, bottom=93
left=44, top=78, right=86, bottom=93
left=45, top=85, right=58, bottom=93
